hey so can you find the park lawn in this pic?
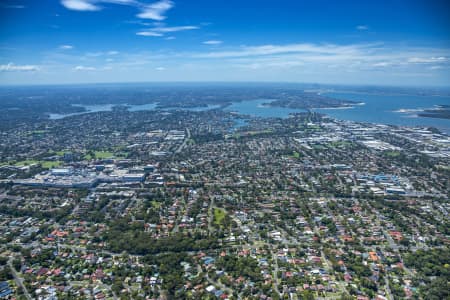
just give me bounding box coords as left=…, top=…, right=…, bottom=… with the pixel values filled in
left=14, top=160, right=39, bottom=166
left=151, top=201, right=162, bottom=209
left=41, top=161, right=62, bottom=168
left=95, top=151, right=114, bottom=158
left=213, top=208, right=226, bottom=227
left=252, top=129, right=273, bottom=135
left=13, top=160, right=61, bottom=169
left=253, top=240, right=266, bottom=248
left=324, top=292, right=341, bottom=299
left=84, top=151, right=115, bottom=160
left=384, top=150, right=401, bottom=157
left=292, top=151, right=301, bottom=159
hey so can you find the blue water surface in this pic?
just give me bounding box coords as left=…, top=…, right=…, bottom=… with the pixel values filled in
left=316, top=92, right=450, bottom=134
left=225, top=99, right=306, bottom=118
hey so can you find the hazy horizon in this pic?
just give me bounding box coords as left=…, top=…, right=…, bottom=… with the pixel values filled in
left=1, top=81, right=450, bottom=91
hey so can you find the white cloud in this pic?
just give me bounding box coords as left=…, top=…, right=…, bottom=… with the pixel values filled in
left=429, top=65, right=444, bottom=70
left=4, top=41, right=449, bottom=86
left=408, top=56, right=447, bottom=63
left=203, top=40, right=223, bottom=45
left=60, top=0, right=174, bottom=20
left=137, top=0, right=174, bottom=20
left=83, top=51, right=119, bottom=57
left=136, top=31, right=164, bottom=36
left=61, top=0, right=137, bottom=11
left=153, top=25, right=198, bottom=32
left=0, top=63, right=40, bottom=72
left=44, top=43, right=449, bottom=78
left=197, top=43, right=369, bottom=58
left=192, top=42, right=450, bottom=75
left=61, top=0, right=100, bottom=11
left=356, top=25, right=369, bottom=30
left=59, top=45, right=74, bottom=50
left=372, top=62, right=391, bottom=67
left=137, top=25, right=198, bottom=37
left=103, top=0, right=136, bottom=4
left=237, top=60, right=305, bottom=70
left=60, top=0, right=186, bottom=39
left=73, top=65, right=96, bottom=71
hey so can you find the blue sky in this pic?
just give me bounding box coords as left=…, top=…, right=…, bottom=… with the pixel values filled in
left=0, top=0, right=449, bottom=86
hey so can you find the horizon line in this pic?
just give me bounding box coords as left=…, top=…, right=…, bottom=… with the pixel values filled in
left=1, top=80, right=449, bottom=90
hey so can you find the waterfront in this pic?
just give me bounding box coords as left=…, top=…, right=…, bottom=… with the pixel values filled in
left=225, top=99, right=306, bottom=118
left=48, top=103, right=219, bottom=119
left=48, top=104, right=117, bottom=119
left=48, top=93, right=450, bottom=134
left=223, top=95, right=450, bottom=134
left=317, top=92, right=450, bottom=133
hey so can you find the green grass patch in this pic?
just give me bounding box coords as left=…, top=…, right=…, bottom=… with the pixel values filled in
left=12, top=160, right=61, bottom=169
left=384, top=150, right=401, bottom=157
left=84, top=151, right=115, bottom=160
left=151, top=201, right=161, bottom=209
left=95, top=151, right=114, bottom=159
left=14, top=160, right=39, bottom=166
left=41, top=161, right=62, bottom=168
left=213, top=208, right=226, bottom=227
left=324, top=292, right=341, bottom=298
left=234, top=129, right=273, bottom=139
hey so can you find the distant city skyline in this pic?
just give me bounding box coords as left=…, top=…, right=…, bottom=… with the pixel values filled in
left=0, top=0, right=449, bottom=86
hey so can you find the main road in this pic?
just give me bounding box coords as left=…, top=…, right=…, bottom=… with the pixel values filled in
left=175, top=128, right=191, bottom=154
left=8, top=257, right=32, bottom=300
